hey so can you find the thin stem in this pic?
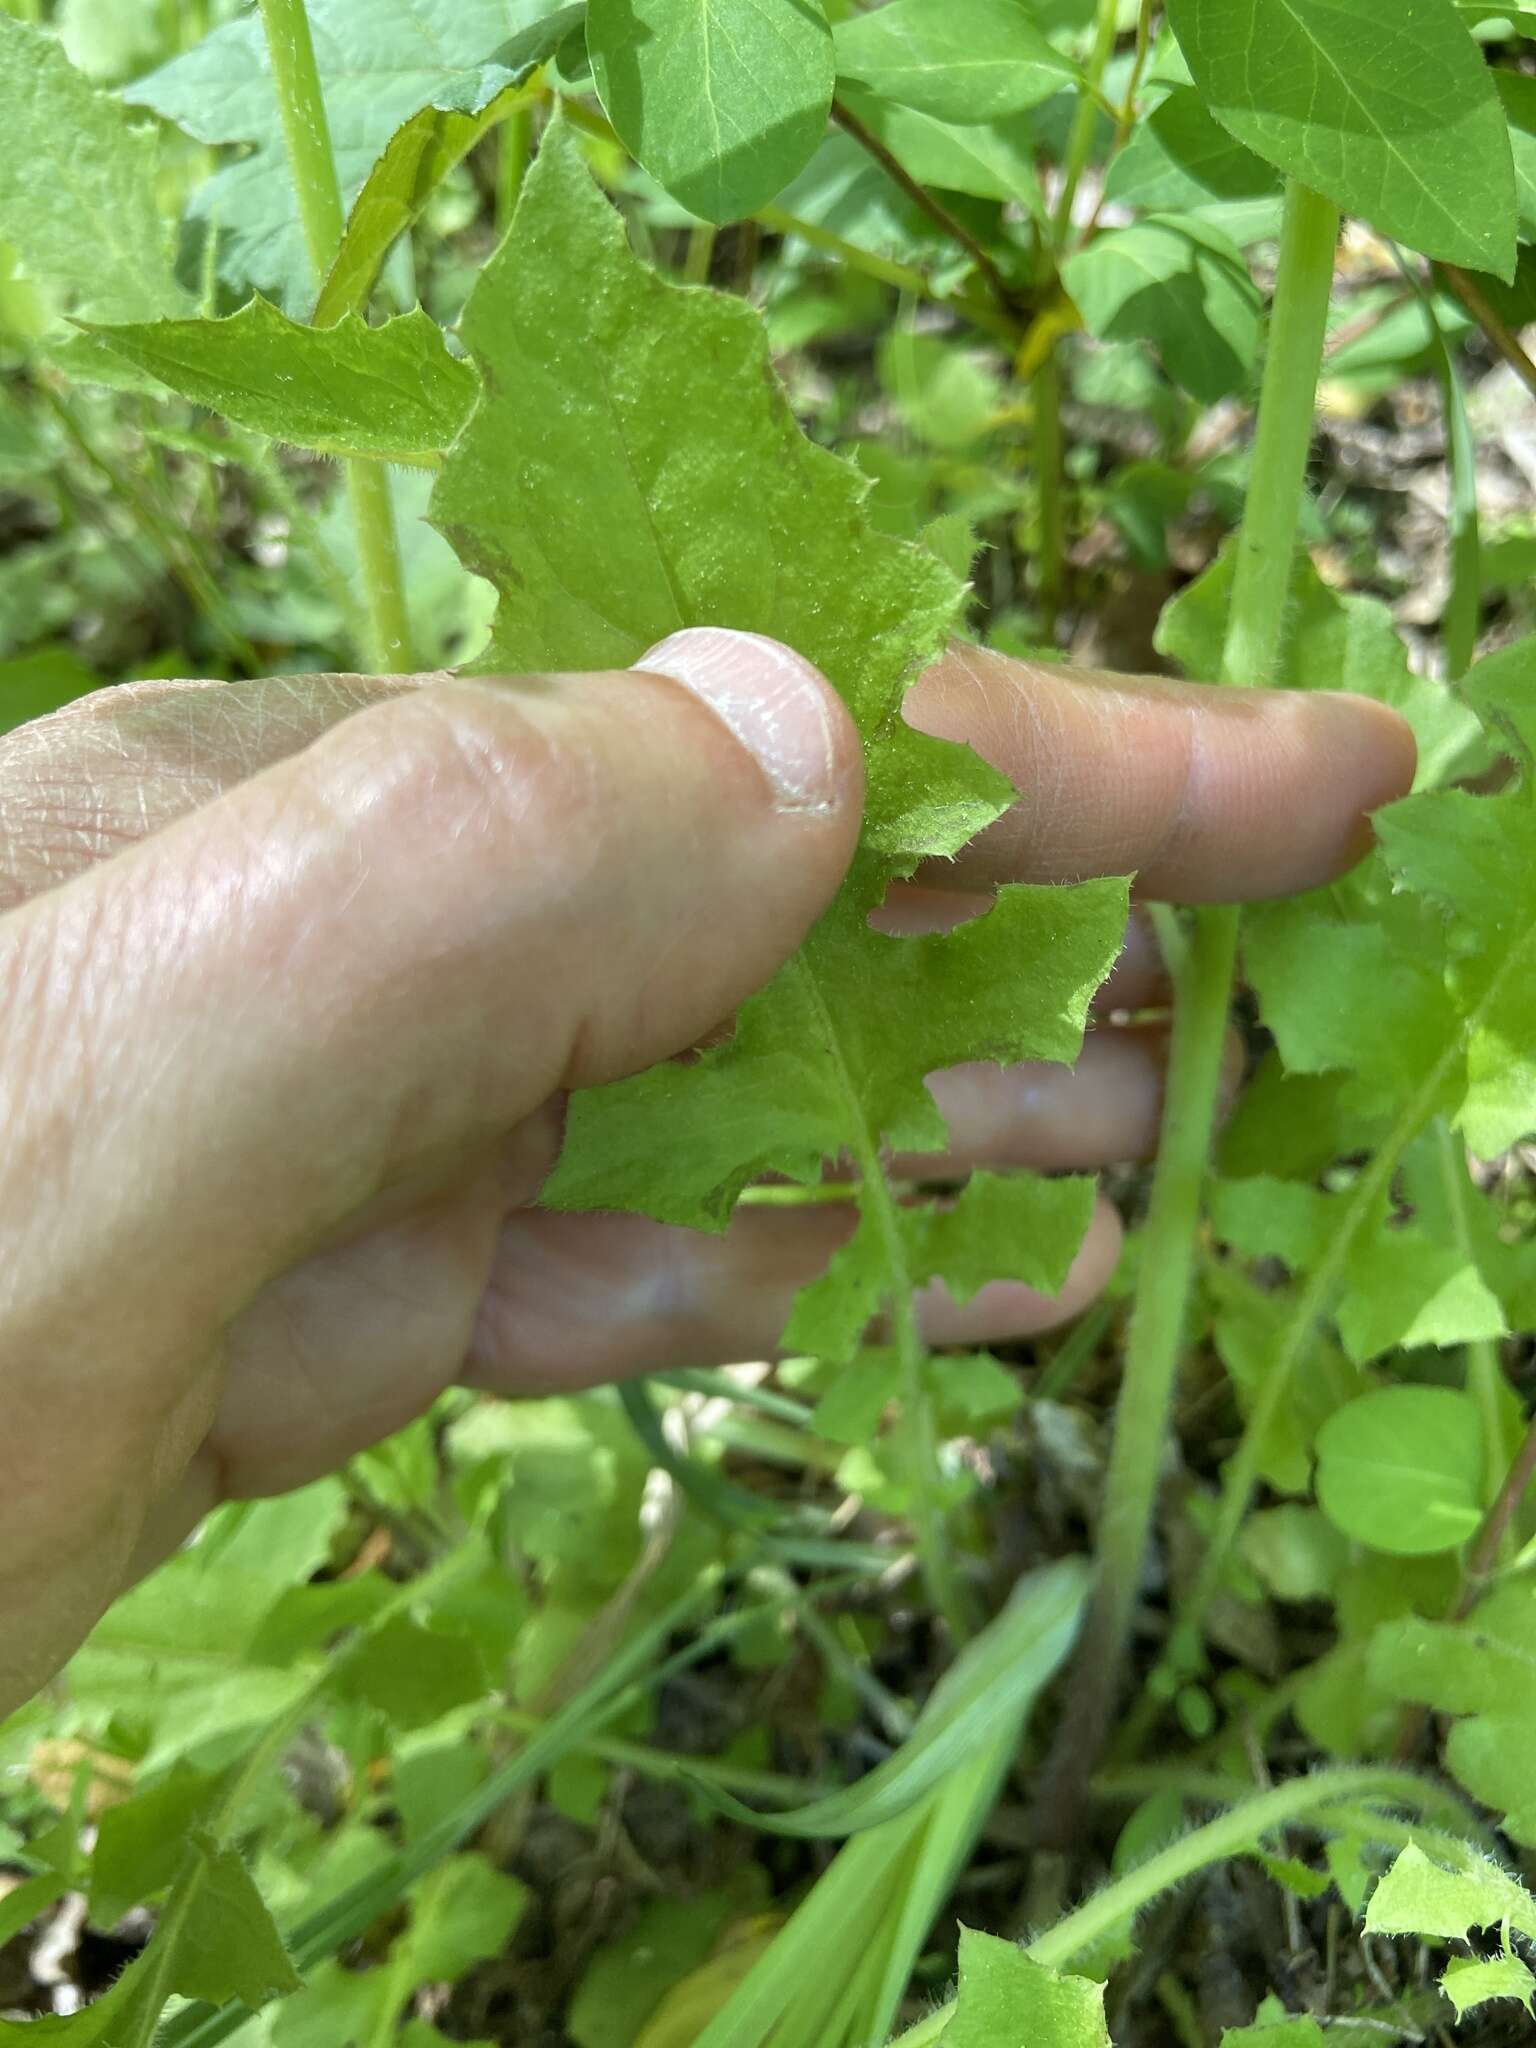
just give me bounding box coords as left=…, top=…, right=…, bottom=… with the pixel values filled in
left=831, top=98, right=1021, bottom=318
left=1032, top=346, right=1066, bottom=642
left=1034, top=183, right=1340, bottom=1842
left=1033, top=902, right=1241, bottom=1846
left=791, top=959, right=974, bottom=1643
left=683, top=221, right=717, bottom=285
left=1029, top=1770, right=1464, bottom=1971
left=1437, top=1119, right=1506, bottom=1504
left=1439, top=262, right=1536, bottom=406
left=1454, top=1411, right=1536, bottom=1622
left=1052, top=0, right=1120, bottom=245
left=895, top=1770, right=1472, bottom=2045
left=257, top=0, right=413, bottom=672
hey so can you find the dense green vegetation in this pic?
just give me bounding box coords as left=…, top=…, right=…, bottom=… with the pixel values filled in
left=4, top=0, right=1536, bottom=2040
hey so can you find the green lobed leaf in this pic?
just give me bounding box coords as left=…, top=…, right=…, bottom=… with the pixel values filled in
left=587, top=0, right=835, bottom=222
left=940, top=1924, right=1111, bottom=2048
left=787, top=1172, right=1095, bottom=1364
left=169, top=1835, right=304, bottom=2008
left=832, top=0, right=1077, bottom=126
left=1364, top=1840, right=1536, bottom=1942
left=434, top=120, right=1126, bottom=1240
left=82, top=299, right=478, bottom=465
left=1063, top=214, right=1262, bottom=404
left=0, top=17, right=188, bottom=323
left=1167, top=0, right=1517, bottom=276
left=1441, top=1951, right=1536, bottom=2020
left=125, top=0, right=557, bottom=310
left=1314, top=1386, right=1484, bottom=1556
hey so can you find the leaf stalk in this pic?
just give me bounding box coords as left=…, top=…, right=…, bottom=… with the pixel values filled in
left=256, top=0, right=414, bottom=671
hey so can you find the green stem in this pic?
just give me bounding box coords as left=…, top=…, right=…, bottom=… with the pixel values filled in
left=1437, top=1118, right=1506, bottom=1505
left=1033, top=1771, right=1469, bottom=1970
left=1052, top=0, right=1120, bottom=245
left=1034, top=183, right=1340, bottom=1844
left=257, top=0, right=413, bottom=672
left=1032, top=903, right=1240, bottom=1846
left=684, top=221, right=718, bottom=285
left=896, top=1770, right=1469, bottom=2046
left=1032, top=346, right=1066, bottom=642
left=791, top=959, right=974, bottom=1643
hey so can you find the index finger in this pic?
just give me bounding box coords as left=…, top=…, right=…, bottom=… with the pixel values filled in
left=904, top=642, right=1417, bottom=902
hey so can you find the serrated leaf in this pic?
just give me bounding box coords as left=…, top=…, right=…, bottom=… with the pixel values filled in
left=82, top=300, right=477, bottom=465
left=1219, top=2021, right=1324, bottom=2048
left=833, top=0, right=1076, bottom=126
left=1314, top=1386, right=1484, bottom=1556
left=1442, top=1950, right=1536, bottom=2019
left=1166, top=0, right=1517, bottom=276
left=0, top=17, right=187, bottom=322
left=941, top=1924, right=1110, bottom=2048
left=170, top=1836, right=303, bottom=2007
left=787, top=1172, right=1094, bottom=1364
left=1063, top=214, right=1262, bottom=404
left=434, top=120, right=1126, bottom=1246
left=126, top=0, right=555, bottom=310
left=588, top=0, right=834, bottom=222
left=1364, top=1841, right=1536, bottom=1942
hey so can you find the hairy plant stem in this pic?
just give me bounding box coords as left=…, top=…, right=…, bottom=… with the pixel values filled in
left=257, top=0, right=413, bottom=672
left=1035, top=183, right=1341, bottom=1846
left=896, top=1768, right=1469, bottom=2044
left=1052, top=0, right=1120, bottom=241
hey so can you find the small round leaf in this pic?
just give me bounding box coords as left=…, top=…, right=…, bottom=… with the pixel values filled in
left=1315, top=1386, right=1483, bottom=1556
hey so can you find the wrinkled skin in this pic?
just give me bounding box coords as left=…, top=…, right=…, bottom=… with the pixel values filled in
left=0, top=629, right=1414, bottom=1712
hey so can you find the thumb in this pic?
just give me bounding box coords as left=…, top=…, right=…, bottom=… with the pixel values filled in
left=2, top=627, right=861, bottom=1397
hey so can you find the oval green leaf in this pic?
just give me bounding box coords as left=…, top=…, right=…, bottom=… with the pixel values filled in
left=1166, top=0, right=1517, bottom=278
left=1314, top=1385, right=1484, bottom=1556
left=833, top=0, right=1077, bottom=126
left=588, top=0, right=835, bottom=222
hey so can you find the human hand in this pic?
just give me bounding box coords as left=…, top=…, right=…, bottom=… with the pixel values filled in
left=0, top=629, right=1413, bottom=1710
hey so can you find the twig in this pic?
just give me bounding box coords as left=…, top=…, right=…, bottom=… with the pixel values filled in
left=831, top=98, right=1023, bottom=323
left=1438, top=262, right=1536, bottom=404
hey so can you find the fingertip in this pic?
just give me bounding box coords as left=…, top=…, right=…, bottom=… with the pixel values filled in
left=635, top=626, right=864, bottom=825
left=1309, top=688, right=1419, bottom=808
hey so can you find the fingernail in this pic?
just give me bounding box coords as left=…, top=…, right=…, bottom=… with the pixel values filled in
left=636, top=627, right=842, bottom=813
